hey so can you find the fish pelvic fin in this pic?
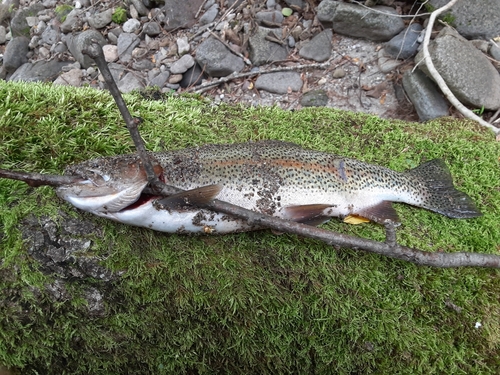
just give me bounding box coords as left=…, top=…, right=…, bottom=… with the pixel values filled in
left=356, top=201, right=400, bottom=225
left=407, top=159, right=482, bottom=219
left=280, top=204, right=333, bottom=226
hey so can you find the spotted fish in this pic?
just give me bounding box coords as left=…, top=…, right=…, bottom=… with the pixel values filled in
left=55, top=140, right=482, bottom=233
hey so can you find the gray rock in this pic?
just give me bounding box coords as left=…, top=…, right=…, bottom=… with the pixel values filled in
left=107, top=27, right=122, bottom=44
left=82, top=287, right=106, bottom=317
left=53, top=42, right=68, bottom=54
left=299, top=29, right=332, bottom=62
left=29, top=35, right=40, bottom=48
left=402, top=68, right=449, bottom=121
left=428, top=0, right=500, bottom=40
left=266, top=0, right=277, bottom=9
left=490, top=42, right=500, bottom=61
left=377, top=48, right=402, bottom=73
left=143, top=21, right=161, bottom=37
left=203, top=0, right=215, bottom=9
left=385, top=23, right=422, bottom=60
left=317, top=1, right=404, bottom=41
left=199, top=4, right=219, bottom=25
left=332, top=67, right=346, bottom=78
left=255, top=71, right=303, bottom=94
left=149, top=71, right=170, bottom=87
left=103, top=44, right=118, bottom=62
left=117, top=72, right=144, bottom=93
left=87, top=8, right=113, bottom=29
left=470, top=39, right=490, bottom=54
left=0, top=26, right=6, bottom=44
left=301, top=90, right=329, bottom=107
left=11, top=3, right=45, bottom=37
left=20, top=212, right=114, bottom=281
left=162, top=0, right=205, bottom=31
left=38, top=46, right=50, bottom=58
left=117, top=32, right=140, bottom=63
left=66, top=30, right=106, bottom=68
left=36, top=20, right=47, bottom=35
left=41, top=24, right=59, bottom=45
left=3, top=36, right=29, bottom=73
left=60, top=9, right=83, bottom=33
left=180, top=64, right=205, bottom=88
left=9, top=60, right=71, bottom=82
left=26, top=16, right=38, bottom=27
left=255, top=10, right=284, bottom=26
left=169, top=74, right=183, bottom=84
left=284, top=0, right=304, bottom=9
left=170, top=54, right=195, bottom=74
left=195, top=37, right=244, bottom=77
left=249, top=26, right=288, bottom=66
left=123, top=18, right=141, bottom=33
left=130, top=0, right=149, bottom=16
left=415, top=27, right=500, bottom=110
left=177, top=36, right=190, bottom=55
left=132, top=59, right=154, bottom=70
left=107, top=63, right=126, bottom=84
left=53, top=68, right=83, bottom=86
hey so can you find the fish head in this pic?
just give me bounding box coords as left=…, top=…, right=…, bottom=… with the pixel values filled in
left=56, top=155, right=163, bottom=213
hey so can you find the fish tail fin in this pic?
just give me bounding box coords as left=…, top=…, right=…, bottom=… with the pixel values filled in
left=407, top=159, right=482, bottom=219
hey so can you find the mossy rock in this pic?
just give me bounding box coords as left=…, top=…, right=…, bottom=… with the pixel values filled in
left=0, top=81, right=499, bottom=374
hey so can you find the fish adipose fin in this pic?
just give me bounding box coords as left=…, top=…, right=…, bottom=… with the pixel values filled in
left=156, top=184, right=223, bottom=209
left=281, top=204, right=333, bottom=226
left=356, top=201, right=400, bottom=224
left=407, top=159, right=482, bottom=219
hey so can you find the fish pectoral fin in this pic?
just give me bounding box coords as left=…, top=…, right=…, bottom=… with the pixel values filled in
left=356, top=201, right=400, bottom=225
left=156, top=184, right=223, bottom=209
left=281, top=204, right=333, bottom=226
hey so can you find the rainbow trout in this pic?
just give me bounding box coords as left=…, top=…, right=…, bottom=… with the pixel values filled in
left=55, top=140, right=482, bottom=233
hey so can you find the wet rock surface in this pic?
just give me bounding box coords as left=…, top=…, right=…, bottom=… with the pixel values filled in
left=21, top=211, right=115, bottom=281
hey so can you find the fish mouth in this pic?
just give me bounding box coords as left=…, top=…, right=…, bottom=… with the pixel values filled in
left=56, top=155, right=163, bottom=214
left=56, top=178, right=150, bottom=213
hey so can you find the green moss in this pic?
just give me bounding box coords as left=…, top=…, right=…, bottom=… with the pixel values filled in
left=0, top=81, right=499, bottom=374
left=55, top=4, right=73, bottom=23
left=442, top=12, right=456, bottom=26
left=112, top=7, right=127, bottom=24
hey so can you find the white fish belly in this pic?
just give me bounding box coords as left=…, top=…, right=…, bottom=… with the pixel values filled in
left=93, top=202, right=256, bottom=234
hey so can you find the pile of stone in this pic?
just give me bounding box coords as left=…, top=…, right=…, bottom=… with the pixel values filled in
left=0, top=0, right=499, bottom=123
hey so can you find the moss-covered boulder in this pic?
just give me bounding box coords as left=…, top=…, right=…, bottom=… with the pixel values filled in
left=0, top=81, right=499, bottom=374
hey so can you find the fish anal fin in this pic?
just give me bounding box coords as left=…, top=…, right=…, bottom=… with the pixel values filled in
left=281, top=204, right=333, bottom=226
left=156, top=184, right=223, bottom=209
left=356, top=201, right=400, bottom=225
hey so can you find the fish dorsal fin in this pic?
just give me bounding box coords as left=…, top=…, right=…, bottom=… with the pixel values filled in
left=356, top=201, right=400, bottom=224
left=156, top=184, right=223, bottom=209
left=281, top=204, right=333, bottom=226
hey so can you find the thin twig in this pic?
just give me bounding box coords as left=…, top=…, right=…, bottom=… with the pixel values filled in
left=187, top=59, right=341, bottom=94
left=82, top=42, right=164, bottom=192
left=418, top=0, right=500, bottom=137
left=195, top=0, right=208, bottom=18
left=0, top=168, right=82, bottom=187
